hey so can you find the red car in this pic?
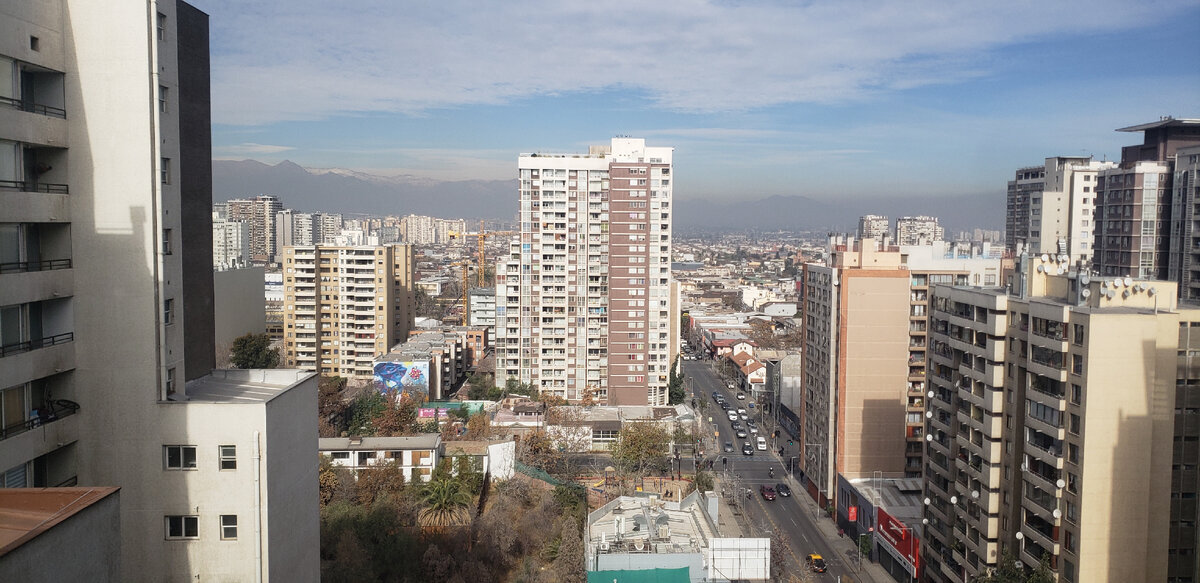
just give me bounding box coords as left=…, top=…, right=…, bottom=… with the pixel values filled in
left=760, top=485, right=777, bottom=501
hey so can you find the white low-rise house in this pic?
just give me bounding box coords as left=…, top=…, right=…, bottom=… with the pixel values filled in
left=441, top=439, right=516, bottom=480
left=319, top=435, right=441, bottom=483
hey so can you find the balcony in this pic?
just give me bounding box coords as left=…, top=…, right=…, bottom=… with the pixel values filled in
left=0, top=399, right=79, bottom=473
left=1, top=398, right=78, bottom=441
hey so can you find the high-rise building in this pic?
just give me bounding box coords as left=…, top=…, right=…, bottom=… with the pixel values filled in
left=799, top=238, right=1008, bottom=503
left=0, top=2, right=318, bottom=580
left=895, top=216, right=945, bottom=246
left=281, top=244, right=416, bottom=379
left=1005, top=157, right=1116, bottom=261
left=226, top=194, right=281, bottom=264
left=921, top=254, right=1197, bottom=583
left=1094, top=118, right=1200, bottom=283
left=495, top=138, right=675, bottom=405
left=858, top=215, right=890, bottom=242
left=1174, top=145, right=1200, bottom=299
left=213, top=213, right=250, bottom=270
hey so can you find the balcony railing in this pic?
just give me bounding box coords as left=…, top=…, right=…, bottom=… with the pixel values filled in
left=0, top=331, right=74, bottom=358
left=0, top=95, right=67, bottom=118
left=0, top=258, right=72, bottom=274
left=0, top=399, right=79, bottom=441
left=0, top=179, right=69, bottom=194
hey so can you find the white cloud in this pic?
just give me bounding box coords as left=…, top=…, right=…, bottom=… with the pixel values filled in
left=196, top=0, right=1195, bottom=126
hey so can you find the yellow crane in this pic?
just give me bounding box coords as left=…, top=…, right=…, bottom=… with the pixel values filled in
left=447, top=260, right=472, bottom=325
left=449, top=220, right=515, bottom=288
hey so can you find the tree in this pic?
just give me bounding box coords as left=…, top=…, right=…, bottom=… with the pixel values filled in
left=668, top=355, right=686, bottom=405
left=347, top=391, right=387, bottom=436
left=465, top=411, right=491, bottom=439
left=354, top=459, right=408, bottom=507
left=611, top=422, right=670, bottom=476
left=230, top=333, right=279, bottom=369
left=318, top=376, right=349, bottom=437
left=418, top=475, right=473, bottom=532
left=550, top=516, right=585, bottom=583
left=691, top=470, right=714, bottom=494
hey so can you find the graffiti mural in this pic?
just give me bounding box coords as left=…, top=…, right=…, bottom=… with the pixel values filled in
left=373, top=360, right=430, bottom=398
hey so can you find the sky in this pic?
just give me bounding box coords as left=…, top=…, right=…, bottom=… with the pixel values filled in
left=196, top=0, right=1200, bottom=203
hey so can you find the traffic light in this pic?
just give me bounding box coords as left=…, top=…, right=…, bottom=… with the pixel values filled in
left=788, top=439, right=793, bottom=446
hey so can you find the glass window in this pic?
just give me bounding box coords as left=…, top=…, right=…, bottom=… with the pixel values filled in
left=220, top=515, right=238, bottom=540
left=219, top=445, right=236, bottom=470
left=164, top=445, right=197, bottom=470
left=166, top=515, right=198, bottom=539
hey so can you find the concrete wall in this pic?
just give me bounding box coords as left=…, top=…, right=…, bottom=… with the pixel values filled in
left=213, top=266, right=266, bottom=354
left=0, top=489, right=121, bottom=582
left=265, top=374, right=319, bottom=582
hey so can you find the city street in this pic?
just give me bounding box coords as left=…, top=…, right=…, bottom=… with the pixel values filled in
left=683, top=357, right=872, bottom=582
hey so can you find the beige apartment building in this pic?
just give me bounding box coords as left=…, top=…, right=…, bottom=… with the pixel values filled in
left=923, top=253, right=1199, bottom=583
left=800, top=238, right=1009, bottom=507
left=495, top=138, right=676, bottom=405
left=281, top=244, right=416, bottom=379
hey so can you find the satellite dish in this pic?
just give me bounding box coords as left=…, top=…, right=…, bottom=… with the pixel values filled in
left=926, top=434, right=933, bottom=442
left=1080, top=274, right=1091, bottom=285
left=1059, top=255, right=1069, bottom=263
left=1015, top=560, right=1024, bottom=569
left=1020, top=462, right=1029, bottom=472
left=926, top=411, right=934, bottom=418
left=924, top=497, right=931, bottom=505
left=950, top=496, right=958, bottom=504
left=1037, top=265, right=1045, bottom=273
left=1015, top=532, right=1024, bottom=540
left=1123, top=290, right=1131, bottom=299
left=1040, top=254, right=1050, bottom=262
left=922, top=518, right=929, bottom=525
left=1106, top=290, right=1115, bottom=299
left=1101, top=280, right=1109, bottom=288
left=1053, top=509, right=1062, bottom=519
left=1057, top=267, right=1065, bottom=275
left=1081, top=288, right=1091, bottom=298
left=1124, top=277, right=1133, bottom=287
left=972, top=490, right=980, bottom=499
left=928, top=390, right=935, bottom=398
left=1149, top=287, right=1157, bottom=297
left=1056, top=479, right=1066, bottom=489
left=1113, top=279, right=1122, bottom=288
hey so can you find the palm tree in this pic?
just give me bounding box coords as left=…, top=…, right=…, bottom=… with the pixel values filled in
left=418, top=476, right=473, bottom=533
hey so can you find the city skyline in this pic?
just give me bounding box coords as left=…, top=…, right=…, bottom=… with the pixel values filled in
left=197, top=0, right=1198, bottom=204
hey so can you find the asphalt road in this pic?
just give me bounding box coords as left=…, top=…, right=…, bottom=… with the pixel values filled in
left=683, top=357, right=865, bottom=582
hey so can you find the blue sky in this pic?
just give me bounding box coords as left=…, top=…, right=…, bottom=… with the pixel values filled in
left=196, top=0, right=1200, bottom=202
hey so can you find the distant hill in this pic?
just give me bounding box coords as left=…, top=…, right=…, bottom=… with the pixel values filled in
left=212, top=159, right=1003, bottom=233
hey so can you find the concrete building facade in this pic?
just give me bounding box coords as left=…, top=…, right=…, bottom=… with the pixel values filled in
left=1005, top=157, right=1116, bottom=261
left=921, top=254, right=1198, bottom=583
left=895, top=216, right=944, bottom=246
left=858, top=214, right=890, bottom=242
left=281, top=244, right=416, bottom=379
left=495, top=138, right=676, bottom=405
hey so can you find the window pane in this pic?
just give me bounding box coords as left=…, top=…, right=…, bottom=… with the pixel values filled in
left=167, top=446, right=181, bottom=469
left=184, top=516, right=198, bottom=537
left=167, top=516, right=182, bottom=537
left=182, top=447, right=196, bottom=468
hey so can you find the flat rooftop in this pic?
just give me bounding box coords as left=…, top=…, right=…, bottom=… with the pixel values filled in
left=320, top=435, right=441, bottom=451
left=0, top=487, right=120, bottom=556
left=179, top=369, right=315, bottom=404
left=588, top=494, right=716, bottom=555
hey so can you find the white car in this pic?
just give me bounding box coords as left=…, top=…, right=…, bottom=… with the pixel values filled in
left=727, top=410, right=738, bottom=422
left=756, top=436, right=768, bottom=451
left=736, top=393, right=746, bottom=400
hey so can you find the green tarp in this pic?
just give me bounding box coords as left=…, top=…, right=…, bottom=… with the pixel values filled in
left=586, top=567, right=690, bottom=583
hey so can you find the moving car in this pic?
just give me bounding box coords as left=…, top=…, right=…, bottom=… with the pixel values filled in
left=760, top=485, right=777, bottom=501
left=806, top=554, right=827, bottom=573
left=747, top=421, right=758, bottom=434
left=735, top=428, right=748, bottom=438
left=756, top=436, right=768, bottom=451
left=776, top=483, right=792, bottom=497
left=742, top=442, right=754, bottom=456
left=736, top=393, right=746, bottom=400
left=723, top=441, right=734, bottom=453
left=727, top=410, right=739, bottom=422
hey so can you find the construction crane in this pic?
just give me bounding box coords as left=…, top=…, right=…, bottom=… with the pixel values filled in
left=449, top=220, right=516, bottom=288
left=447, top=260, right=472, bottom=325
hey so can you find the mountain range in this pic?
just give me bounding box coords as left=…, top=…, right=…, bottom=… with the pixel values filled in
left=212, top=159, right=1003, bottom=234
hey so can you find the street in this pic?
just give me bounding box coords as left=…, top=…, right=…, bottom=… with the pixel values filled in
left=684, top=358, right=866, bottom=582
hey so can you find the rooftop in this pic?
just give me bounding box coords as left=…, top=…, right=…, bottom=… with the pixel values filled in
left=0, top=487, right=120, bottom=556
left=319, top=435, right=441, bottom=451
left=587, top=493, right=716, bottom=556
left=178, top=369, right=316, bottom=404
left=1116, top=117, right=1200, bottom=132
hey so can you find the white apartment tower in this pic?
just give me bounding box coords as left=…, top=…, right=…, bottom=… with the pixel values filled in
left=858, top=214, right=890, bottom=242
left=0, top=3, right=318, bottom=580
left=212, top=213, right=250, bottom=270
left=495, top=138, right=676, bottom=405
left=1004, top=156, right=1116, bottom=261
left=895, top=216, right=945, bottom=245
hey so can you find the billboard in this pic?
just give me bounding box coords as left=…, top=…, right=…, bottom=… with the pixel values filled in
left=710, top=538, right=770, bottom=581
left=373, top=360, right=430, bottom=398
left=875, top=508, right=919, bottom=578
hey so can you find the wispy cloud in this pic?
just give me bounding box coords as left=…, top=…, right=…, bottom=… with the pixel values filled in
left=214, top=142, right=297, bottom=156
left=197, top=0, right=1195, bottom=126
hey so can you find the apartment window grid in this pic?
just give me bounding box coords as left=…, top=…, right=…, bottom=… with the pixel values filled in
left=157, top=12, right=166, bottom=40
left=165, top=515, right=198, bottom=539
left=164, top=298, right=175, bottom=325
left=158, top=85, right=168, bottom=113
left=164, top=445, right=196, bottom=470
left=160, top=157, right=171, bottom=184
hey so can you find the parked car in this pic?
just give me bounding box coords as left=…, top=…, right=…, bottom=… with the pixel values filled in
left=776, top=483, right=792, bottom=497
left=723, top=441, right=734, bottom=453
left=742, top=442, right=754, bottom=456
left=760, top=485, right=777, bottom=501
left=806, top=554, right=827, bottom=573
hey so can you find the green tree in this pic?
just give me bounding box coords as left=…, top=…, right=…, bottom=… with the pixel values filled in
left=230, top=333, right=279, bottom=369
left=611, top=421, right=670, bottom=476
left=668, top=355, right=686, bottom=405
left=418, top=475, right=473, bottom=532
left=549, top=516, right=585, bottom=583
left=691, top=470, right=714, bottom=494
left=348, top=391, right=387, bottom=436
